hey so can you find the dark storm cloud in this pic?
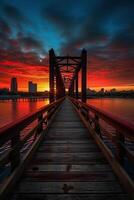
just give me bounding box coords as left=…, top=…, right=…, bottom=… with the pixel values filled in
left=42, top=0, right=134, bottom=59
left=0, top=18, right=11, bottom=48
left=3, top=4, right=27, bottom=23
left=0, top=2, right=45, bottom=53
left=0, top=48, right=48, bottom=68
left=109, top=27, right=134, bottom=50
left=0, top=19, right=11, bottom=34
left=42, top=1, right=79, bottom=38
left=18, top=36, right=44, bottom=51
left=0, top=33, right=44, bottom=54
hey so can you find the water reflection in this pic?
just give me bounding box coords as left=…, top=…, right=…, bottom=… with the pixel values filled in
left=11, top=102, right=18, bottom=121
left=87, top=98, right=134, bottom=123
left=0, top=99, right=49, bottom=128
left=0, top=98, right=133, bottom=128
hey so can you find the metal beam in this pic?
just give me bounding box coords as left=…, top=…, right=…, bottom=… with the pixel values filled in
left=81, top=49, right=87, bottom=102
left=56, top=56, right=81, bottom=59
left=58, top=63, right=79, bottom=66
left=75, top=72, right=78, bottom=99
left=49, top=49, right=55, bottom=103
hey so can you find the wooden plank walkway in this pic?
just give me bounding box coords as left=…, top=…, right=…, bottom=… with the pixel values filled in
left=11, top=98, right=129, bottom=200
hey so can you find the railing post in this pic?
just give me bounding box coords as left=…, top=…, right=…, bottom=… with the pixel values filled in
left=94, top=114, right=102, bottom=138
left=88, top=111, right=93, bottom=125
left=85, top=109, right=89, bottom=121
left=10, top=131, right=20, bottom=172
left=115, top=131, right=125, bottom=164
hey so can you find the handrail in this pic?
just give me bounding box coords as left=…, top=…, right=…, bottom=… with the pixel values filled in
left=69, top=97, right=134, bottom=165
left=87, top=104, right=133, bottom=139
left=0, top=97, right=64, bottom=146
left=0, top=97, right=64, bottom=177
left=69, top=96, right=134, bottom=198
left=69, top=97, right=134, bottom=139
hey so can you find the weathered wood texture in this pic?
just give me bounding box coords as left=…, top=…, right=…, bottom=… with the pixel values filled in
left=10, top=99, right=129, bottom=200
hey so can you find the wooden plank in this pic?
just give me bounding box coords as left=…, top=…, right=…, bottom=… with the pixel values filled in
left=46, top=128, right=89, bottom=133
left=35, top=152, right=105, bottom=157
left=44, top=135, right=89, bottom=140
left=27, top=164, right=112, bottom=172
left=15, top=181, right=125, bottom=194
left=51, top=123, right=84, bottom=128
left=38, top=146, right=100, bottom=153
left=11, top=193, right=129, bottom=200
left=39, top=142, right=97, bottom=147
left=42, top=140, right=94, bottom=144
left=23, top=172, right=117, bottom=182
left=34, top=152, right=106, bottom=163
left=39, top=143, right=97, bottom=149
left=31, top=159, right=108, bottom=165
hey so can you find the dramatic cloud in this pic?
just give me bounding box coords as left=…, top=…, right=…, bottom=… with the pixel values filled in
left=18, top=36, right=44, bottom=51
left=3, top=4, right=28, bottom=24
left=0, top=0, right=134, bottom=91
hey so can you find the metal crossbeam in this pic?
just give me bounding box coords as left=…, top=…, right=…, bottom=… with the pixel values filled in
left=49, top=48, right=87, bottom=102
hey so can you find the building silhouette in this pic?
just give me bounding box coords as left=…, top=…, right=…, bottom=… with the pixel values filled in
left=10, top=77, right=18, bottom=93
left=28, top=81, right=37, bottom=93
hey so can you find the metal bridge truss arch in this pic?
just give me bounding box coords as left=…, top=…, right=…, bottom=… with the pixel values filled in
left=49, top=48, right=87, bottom=103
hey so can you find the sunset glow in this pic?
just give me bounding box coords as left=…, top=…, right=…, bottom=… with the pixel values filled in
left=0, top=0, right=134, bottom=91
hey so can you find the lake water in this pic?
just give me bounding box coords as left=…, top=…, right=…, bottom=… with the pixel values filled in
left=87, top=98, right=134, bottom=124
left=0, top=99, right=49, bottom=128
left=0, top=98, right=133, bottom=128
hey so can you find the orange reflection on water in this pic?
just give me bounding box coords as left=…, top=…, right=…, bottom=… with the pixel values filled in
left=87, top=98, right=134, bottom=123
left=0, top=99, right=49, bottom=128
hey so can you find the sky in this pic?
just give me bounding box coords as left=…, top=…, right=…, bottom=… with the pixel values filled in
left=0, top=0, right=134, bottom=91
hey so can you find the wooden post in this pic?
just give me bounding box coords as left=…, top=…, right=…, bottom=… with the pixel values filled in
left=49, top=49, right=55, bottom=103
left=81, top=49, right=87, bottom=102
left=75, top=72, right=78, bottom=99
left=94, top=114, right=102, bottom=138
left=10, top=131, right=20, bottom=172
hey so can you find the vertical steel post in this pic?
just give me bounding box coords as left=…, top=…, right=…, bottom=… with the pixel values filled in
left=56, top=66, right=59, bottom=99
left=59, top=73, right=63, bottom=98
left=49, top=49, right=55, bottom=103
left=81, top=49, right=87, bottom=102
left=61, top=74, right=65, bottom=97
left=75, top=72, right=78, bottom=99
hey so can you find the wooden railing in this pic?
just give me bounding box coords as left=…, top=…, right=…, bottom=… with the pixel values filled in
left=69, top=97, right=134, bottom=197
left=0, top=97, right=64, bottom=199
left=69, top=97, right=134, bottom=164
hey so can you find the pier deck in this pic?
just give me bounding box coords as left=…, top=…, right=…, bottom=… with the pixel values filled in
left=10, top=98, right=129, bottom=200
